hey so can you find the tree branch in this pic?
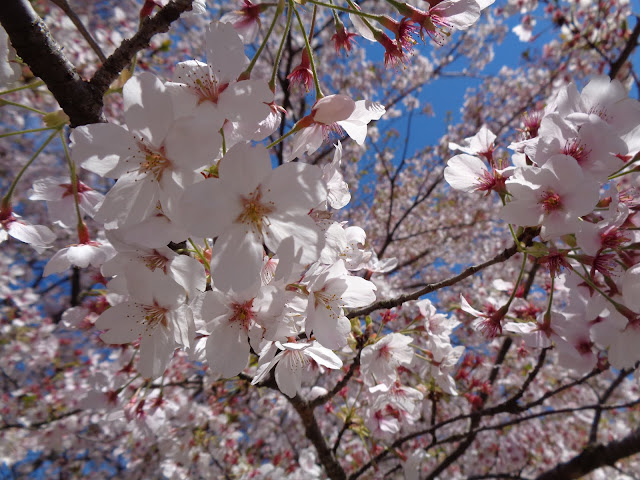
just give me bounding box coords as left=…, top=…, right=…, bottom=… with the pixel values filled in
left=0, top=0, right=105, bottom=126
left=535, top=426, right=640, bottom=480
left=348, top=227, right=539, bottom=319
left=49, top=0, right=107, bottom=62
left=90, top=0, right=195, bottom=97
left=0, top=0, right=196, bottom=127
left=289, top=396, right=347, bottom=480
left=609, top=15, right=640, bottom=80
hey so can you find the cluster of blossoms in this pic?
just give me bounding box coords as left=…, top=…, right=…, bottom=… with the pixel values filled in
left=53, top=21, right=391, bottom=393
left=4, top=0, right=640, bottom=477
left=357, top=298, right=463, bottom=437
left=445, top=75, right=640, bottom=372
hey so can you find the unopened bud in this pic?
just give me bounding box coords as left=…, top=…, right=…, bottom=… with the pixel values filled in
left=43, top=110, right=69, bottom=129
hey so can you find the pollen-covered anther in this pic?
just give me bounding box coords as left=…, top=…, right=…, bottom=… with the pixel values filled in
left=192, top=75, right=229, bottom=105
left=563, top=139, right=591, bottom=165
left=142, top=250, right=170, bottom=273
left=321, top=123, right=345, bottom=141
left=229, top=299, right=255, bottom=330
left=142, top=302, right=169, bottom=329
left=539, top=190, right=563, bottom=213
left=288, top=350, right=310, bottom=370
left=137, top=143, right=171, bottom=181
left=236, top=187, right=275, bottom=234
left=313, top=290, right=339, bottom=316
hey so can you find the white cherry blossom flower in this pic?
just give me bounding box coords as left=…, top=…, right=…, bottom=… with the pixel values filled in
left=252, top=340, right=342, bottom=398
left=320, top=223, right=371, bottom=270
left=44, top=241, right=115, bottom=276
left=287, top=95, right=385, bottom=161
left=165, top=21, right=272, bottom=146
left=322, top=142, right=351, bottom=210
left=72, top=72, right=217, bottom=228
left=28, top=177, right=104, bottom=228
left=0, top=209, right=55, bottom=251
left=201, top=284, right=284, bottom=378
left=558, top=75, right=640, bottom=136
left=501, top=155, right=600, bottom=239
left=361, top=333, right=414, bottom=386
left=181, top=142, right=326, bottom=292
left=448, top=124, right=496, bottom=158
left=303, top=261, right=376, bottom=349
left=95, top=269, right=193, bottom=379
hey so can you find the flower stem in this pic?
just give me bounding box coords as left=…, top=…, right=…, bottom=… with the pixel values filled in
left=188, top=238, right=210, bottom=271
left=60, top=130, right=85, bottom=234
left=242, top=0, right=283, bottom=79
left=0, top=126, right=57, bottom=139
left=292, top=1, right=323, bottom=99
left=2, top=129, right=59, bottom=207
left=0, top=80, right=45, bottom=96
left=266, top=124, right=299, bottom=149
left=270, top=1, right=294, bottom=91
left=0, top=98, right=47, bottom=115
left=305, top=0, right=380, bottom=20
left=544, top=274, right=555, bottom=317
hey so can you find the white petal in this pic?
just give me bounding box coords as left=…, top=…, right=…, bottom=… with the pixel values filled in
left=123, top=72, right=173, bottom=146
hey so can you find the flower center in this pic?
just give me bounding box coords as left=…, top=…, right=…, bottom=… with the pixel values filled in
left=236, top=186, right=274, bottom=235
left=285, top=349, right=310, bottom=370
left=142, top=250, right=170, bottom=274
left=538, top=190, right=563, bottom=214
left=61, top=181, right=92, bottom=198
left=135, top=142, right=171, bottom=182
left=142, top=302, right=169, bottom=330
left=563, top=139, right=591, bottom=165
left=230, top=299, right=255, bottom=331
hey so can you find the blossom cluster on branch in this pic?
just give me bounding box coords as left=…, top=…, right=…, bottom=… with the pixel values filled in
left=1, top=0, right=640, bottom=478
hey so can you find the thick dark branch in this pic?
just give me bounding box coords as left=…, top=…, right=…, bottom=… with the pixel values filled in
left=348, top=228, right=539, bottom=318
left=289, top=397, right=347, bottom=480
left=1, top=0, right=195, bottom=127
left=90, top=0, right=195, bottom=96
left=535, top=426, right=640, bottom=480
left=588, top=368, right=631, bottom=444
left=0, top=0, right=105, bottom=126
left=609, top=16, right=640, bottom=80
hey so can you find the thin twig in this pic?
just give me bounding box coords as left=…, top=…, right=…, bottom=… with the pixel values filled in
left=49, top=0, right=107, bottom=62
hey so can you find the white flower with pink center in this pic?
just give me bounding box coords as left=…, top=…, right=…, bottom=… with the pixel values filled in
left=557, top=75, right=640, bottom=136
left=29, top=177, right=104, bottom=229
left=287, top=94, right=385, bottom=161
left=0, top=207, right=55, bottom=252
left=95, top=269, right=193, bottom=379
left=448, top=124, right=496, bottom=158
left=360, top=333, right=414, bottom=386
left=252, top=340, right=342, bottom=398
left=202, top=285, right=283, bottom=378
left=181, top=142, right=326, bottom=292
left=72, top=72, right=218, bottom=228
left=165, top=21, right=273, bottom=147
left=501, top=155, right=600, bottom=239
left=444, top=153, right=507, bottom=194
left=44, top=241, right=115, bottom=276
left=303, top=261, right=377, bottom=349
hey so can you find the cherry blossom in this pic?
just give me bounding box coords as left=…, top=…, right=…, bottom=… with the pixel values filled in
left=361, top=333, right=414, bottom=386
left=95, top=268, right=193, bottom=379
left=181, top=142, right=326, bottom=291
left=287, top=94, right=385, bottom=161
left=4, top=1, right=640, bottom=478
left=252, top=340, right=342, bottom=397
